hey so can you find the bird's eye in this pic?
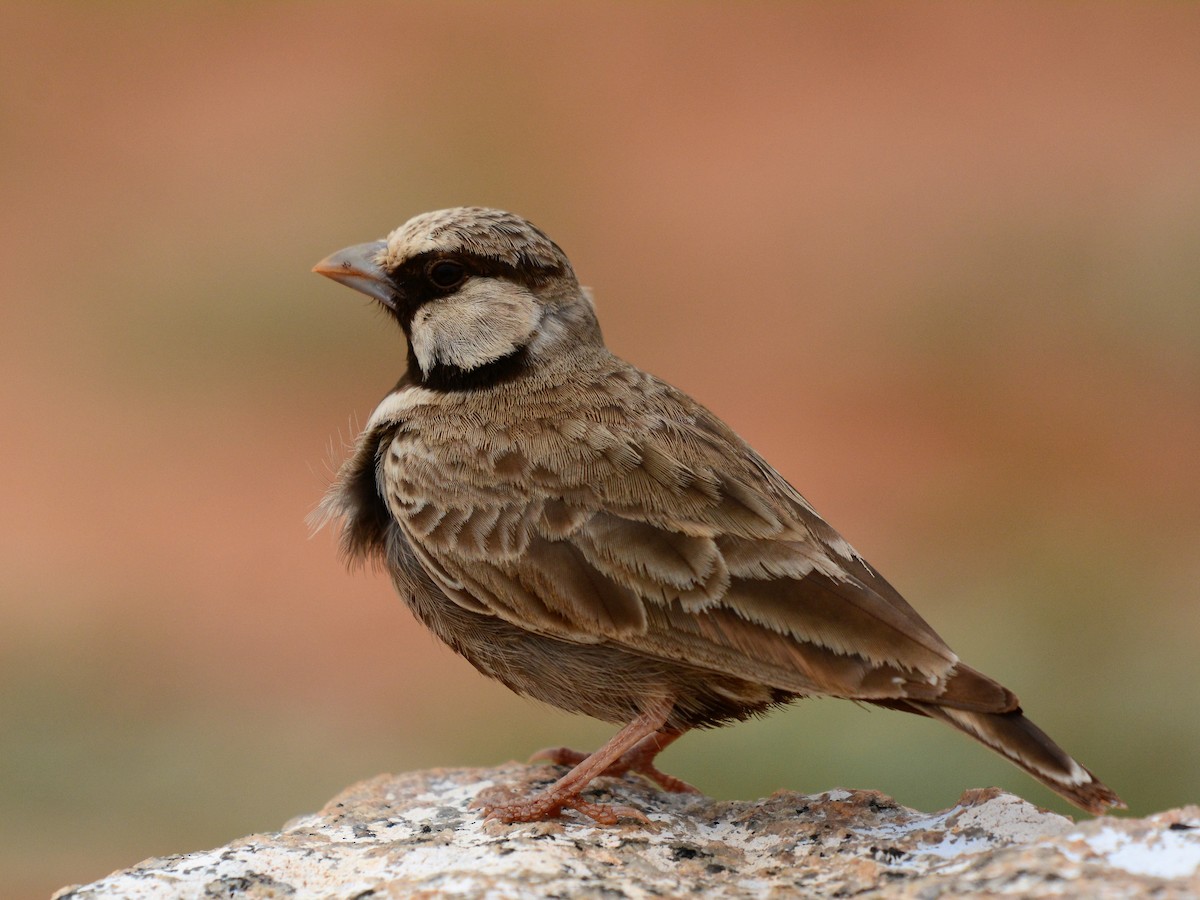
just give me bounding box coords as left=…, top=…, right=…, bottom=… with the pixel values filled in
left=427, top=260, right=467, bottom=290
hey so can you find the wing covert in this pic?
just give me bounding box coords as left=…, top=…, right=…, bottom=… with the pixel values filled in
left=379, top=370, right=985, bottom=707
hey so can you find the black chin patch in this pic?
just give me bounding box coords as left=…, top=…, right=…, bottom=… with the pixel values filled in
left=415, top=345, right=531, bottom=392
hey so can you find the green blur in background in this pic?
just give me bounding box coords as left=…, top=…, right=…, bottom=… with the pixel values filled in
left=2, top=4, right=1199, bottom=898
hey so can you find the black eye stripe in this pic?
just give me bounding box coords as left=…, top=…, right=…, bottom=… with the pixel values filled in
left=388, top=251, right=563, bottom=291
left=379, top=250, right=566, bottom=336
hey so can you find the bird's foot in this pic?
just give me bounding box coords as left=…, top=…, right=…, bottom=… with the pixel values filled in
left=476, top=701, right=683, bottom=824
left=530, top=732, right=700, bottom=795
left=473, top=782, right=649, bottom=825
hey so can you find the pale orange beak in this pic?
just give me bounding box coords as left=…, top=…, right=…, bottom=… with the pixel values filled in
left=312, top=240, right=394, bottom=306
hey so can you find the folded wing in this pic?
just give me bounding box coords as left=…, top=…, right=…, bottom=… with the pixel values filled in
left=383, top=376, right=1016, bottom=715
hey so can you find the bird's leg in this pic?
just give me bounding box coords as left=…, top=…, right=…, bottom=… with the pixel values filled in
left=531, top=726, right=699, bottom=794
left=477, top=697, right=676, bottom=824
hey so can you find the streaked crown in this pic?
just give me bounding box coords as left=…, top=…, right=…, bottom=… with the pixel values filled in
left=381, top=207, right=575, bottom=282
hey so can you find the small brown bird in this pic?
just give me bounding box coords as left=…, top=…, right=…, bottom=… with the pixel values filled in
left=312, top=207, right=1123, bottom=824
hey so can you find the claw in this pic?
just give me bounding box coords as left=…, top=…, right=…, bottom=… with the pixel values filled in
left=475, top=785, right=650, bottom=825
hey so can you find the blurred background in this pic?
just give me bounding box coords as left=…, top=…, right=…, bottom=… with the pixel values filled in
left=3, top=3, right=1198, bottom=896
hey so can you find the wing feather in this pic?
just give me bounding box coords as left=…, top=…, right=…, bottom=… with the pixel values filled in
left=378, top=362, right=1008, bottom=709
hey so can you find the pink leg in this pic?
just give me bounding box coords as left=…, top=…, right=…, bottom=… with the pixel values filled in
left=531, top=727, right=699, bottom=794
left=476, top=697, right=678, bottom=824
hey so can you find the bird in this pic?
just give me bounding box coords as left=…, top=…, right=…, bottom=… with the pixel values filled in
left=311, top=206, right=1124, bottom=824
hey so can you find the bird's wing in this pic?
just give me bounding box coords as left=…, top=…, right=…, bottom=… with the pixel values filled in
left=382, top=371, right=1015, bottom=712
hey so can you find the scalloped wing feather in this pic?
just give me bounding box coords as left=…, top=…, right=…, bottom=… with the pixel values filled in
left=373, top=355, right=1012, bottom=710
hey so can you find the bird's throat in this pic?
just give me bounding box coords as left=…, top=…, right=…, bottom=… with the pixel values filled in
left=413, top=345, right=531, bottom=392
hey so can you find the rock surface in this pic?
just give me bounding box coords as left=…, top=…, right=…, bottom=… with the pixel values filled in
left=56, top=764, right=1199, bottom=899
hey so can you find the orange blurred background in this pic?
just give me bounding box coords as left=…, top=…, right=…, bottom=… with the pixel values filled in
left=3, top=4, right=1198, bottom=896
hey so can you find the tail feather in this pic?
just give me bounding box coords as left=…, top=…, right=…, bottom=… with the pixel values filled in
left=905, top=701, right=1125, bottom=815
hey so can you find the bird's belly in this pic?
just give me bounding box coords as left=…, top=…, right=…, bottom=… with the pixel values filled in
left=384, top=527, right=795, bottom=729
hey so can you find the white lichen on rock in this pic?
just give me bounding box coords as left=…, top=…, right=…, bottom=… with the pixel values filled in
left=54, top=764, right=1200, bottom=899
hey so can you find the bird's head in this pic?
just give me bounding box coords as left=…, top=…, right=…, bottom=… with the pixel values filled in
left=313, top=207, right=601, bottom=390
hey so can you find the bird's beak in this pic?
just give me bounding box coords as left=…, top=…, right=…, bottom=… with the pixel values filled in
left=312, top=240, right=394, bottom=306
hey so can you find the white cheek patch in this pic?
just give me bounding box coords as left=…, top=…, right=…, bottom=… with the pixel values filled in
left=409, top=279, right=542, bottom=375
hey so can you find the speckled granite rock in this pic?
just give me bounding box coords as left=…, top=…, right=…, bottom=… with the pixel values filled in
left=54, top=764, right=1200, bottom=899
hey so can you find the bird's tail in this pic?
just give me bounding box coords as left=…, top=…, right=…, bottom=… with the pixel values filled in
left=903, top=701, right=1125, bottom=815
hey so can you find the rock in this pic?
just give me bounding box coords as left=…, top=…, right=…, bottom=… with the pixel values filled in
left=54, top=764, right=1200, bottom=899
